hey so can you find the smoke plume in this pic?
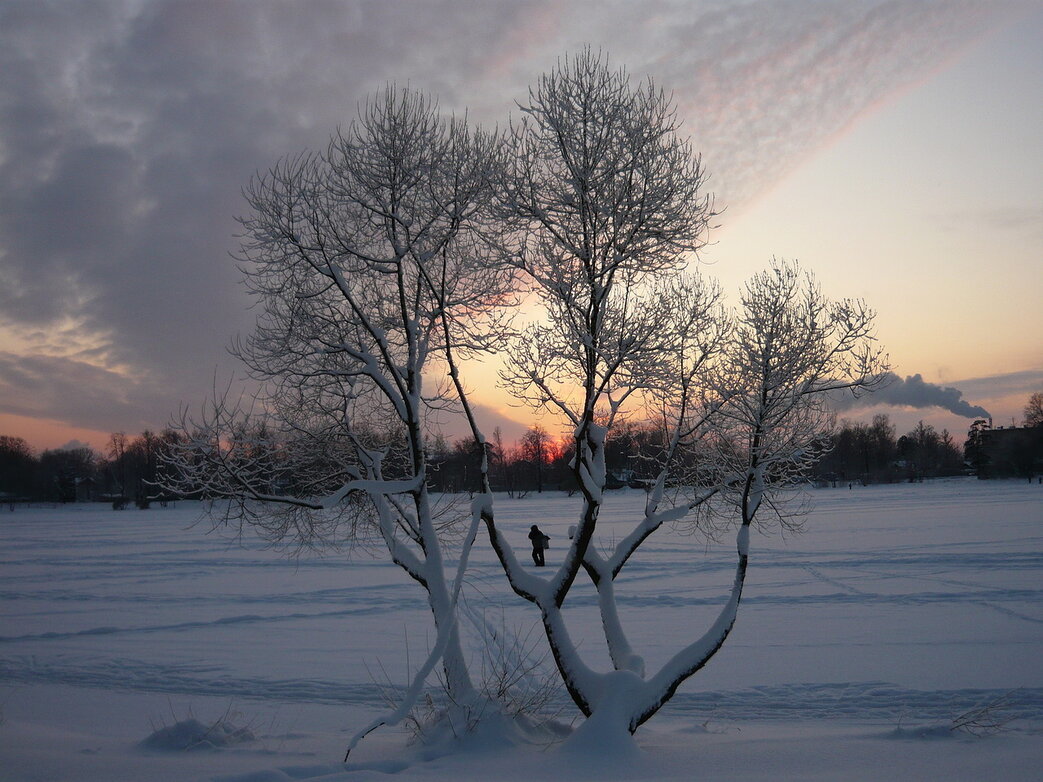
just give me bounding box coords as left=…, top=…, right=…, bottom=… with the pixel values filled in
left=833, top=373, right=990, bottom=418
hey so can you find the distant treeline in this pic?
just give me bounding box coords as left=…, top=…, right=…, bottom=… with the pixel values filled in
left=425, top=422, right=675, bottom=496
left=0, top=422, right=677, bottom=503
left=4, top=407, right=1040, bottom=505
left=0, top=430, right=184, bottom=505
left=812, top=415, right=964, bottom=485
left=433, top=415, right=975, bottom=493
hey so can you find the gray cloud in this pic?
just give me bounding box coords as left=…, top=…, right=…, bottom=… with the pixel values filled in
left=946, top=369, right=1043, bottom=402
left=0, top=0, right=1018, bottom=437
left=0, top=351, right=168, bottom=433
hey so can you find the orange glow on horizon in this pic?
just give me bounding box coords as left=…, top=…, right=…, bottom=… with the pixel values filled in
left=0, top=413, right=112, bottom=454
left=544, top=435, right=569, bottom=463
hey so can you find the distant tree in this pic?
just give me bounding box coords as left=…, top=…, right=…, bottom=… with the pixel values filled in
left=0, top=435, right=36, bottom=499
left=911, top=420, right=938, bottom=477
left=490, top=426, right=508, bottom=492
left=107, top=432, right=128, bottom=497
left=604, top=420, right=638, bottom=476
left=520, top=424, right=550, bottom=493
left=134, top=429, right=160, bottom=496
left=812, top=403, right=902, bottom=485
left=38, top=447, right=96, bottom=502
left=869, top=414, right=898, bottom=474
left=819, top=420, right=870, bottom=482
left=425, top=433, right=452, bottom=492
left=1024, top=391, right=1043, bottom=427
left=100, top=430, right=164, bottom=503
left=937, top=429, right=964, bottom=475
left=153, top=428, right=188, bottom=497
left=548, top=436, right=579, bottom=493
left=964, top=419, right=991, bottom=478
left=450, top=438, right=486, bottom=494
left=891, top=420, right=962, bottom=480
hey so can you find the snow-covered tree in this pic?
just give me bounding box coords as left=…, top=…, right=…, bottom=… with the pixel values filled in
left=161, top=86, right=512, bottom=718
left=460, top=52, right=886, bottom=743
left=165, top=51, right=887, bottom=751
left=462, top=48, right=724, bottom=735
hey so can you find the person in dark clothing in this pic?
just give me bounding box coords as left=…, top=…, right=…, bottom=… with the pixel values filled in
left=528, top=524, right=549, bottom=566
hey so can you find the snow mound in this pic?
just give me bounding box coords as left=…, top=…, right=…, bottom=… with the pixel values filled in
left=139, top=717, right=255, bottom=751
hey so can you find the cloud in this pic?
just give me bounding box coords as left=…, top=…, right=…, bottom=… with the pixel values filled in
left=946, top=369, right=1043, bottom=402
left=832, top=372, right=991, bottom=418
left=0, top=0, right=1020, bottom=437
left=0, top=351, right=172, bottom=434
left=572, top=0, right=1002, bottom=209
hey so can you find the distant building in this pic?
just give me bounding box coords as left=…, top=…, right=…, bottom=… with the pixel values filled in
left=966, top=419, right=1043, bottom=479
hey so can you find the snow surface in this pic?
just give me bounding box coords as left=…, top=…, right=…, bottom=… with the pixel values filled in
left=1, top=478, right=1041, bottom=780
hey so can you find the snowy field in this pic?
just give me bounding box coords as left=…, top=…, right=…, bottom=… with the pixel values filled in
left=1, top=478, right=1041, bottom=780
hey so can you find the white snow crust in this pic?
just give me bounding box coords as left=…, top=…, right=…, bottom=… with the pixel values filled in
left=1, top=478, right=1041, bottom=780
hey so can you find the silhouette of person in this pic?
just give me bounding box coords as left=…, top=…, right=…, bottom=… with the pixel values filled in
left=528, top=524, right=549, bottom=566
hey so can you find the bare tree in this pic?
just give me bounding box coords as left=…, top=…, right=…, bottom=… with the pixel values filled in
left=643, top=260, right=889, bottom=723
left=0, top=435, right=36, bottom=500
left=468, top=48, right=725, bottom=736
left=520, top=424, right=551, bottom=492
left=1024, top=391, right=1043, bottom=428
left=108, top=431, right=128, bottom=499
left=165, top=51, right=888, bottom=751
left=461, top=53, right=885, bottom=743
left=161, top=86, right=512, bottom=718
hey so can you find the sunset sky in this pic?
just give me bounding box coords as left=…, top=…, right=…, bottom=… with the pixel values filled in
left=1, top=0, right=1040, bottom=453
